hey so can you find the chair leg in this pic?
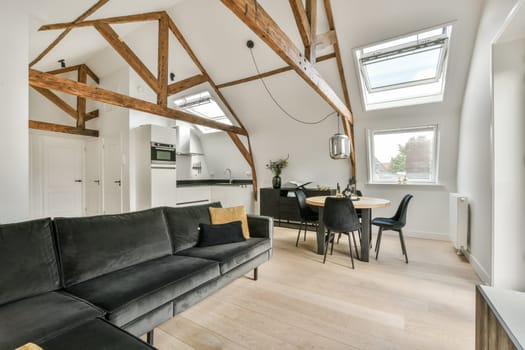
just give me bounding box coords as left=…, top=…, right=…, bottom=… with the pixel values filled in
left=398, top=229, right=409, bottom=263
left=254, top=267, right=259, bottom=280
left=295, top=221, right=303, bottom=247
left=303, top=221, right=307, bottom=241
left=347, top=233, right=355, bottom=269
left=323, top=230, right=332, bottom=264
left=352, top=230, right=360, bottom=260
left=375, top=227, right=383, bottom=260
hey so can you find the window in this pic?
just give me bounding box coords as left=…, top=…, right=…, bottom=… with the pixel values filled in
left=368, top=126, right=438, bottom=184
left=355, top=25, right=452, bottom=110
left=173, top=91, right=232, bottom=134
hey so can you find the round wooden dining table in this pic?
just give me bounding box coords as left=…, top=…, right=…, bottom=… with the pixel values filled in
left=305, top=196, right=390, bottom=262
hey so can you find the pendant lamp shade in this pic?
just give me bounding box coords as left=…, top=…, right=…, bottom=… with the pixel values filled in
left=329, top=133, right=351, bottom=159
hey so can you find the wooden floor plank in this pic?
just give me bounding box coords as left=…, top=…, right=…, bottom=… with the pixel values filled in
left=154, top=227, right=479, bottom=350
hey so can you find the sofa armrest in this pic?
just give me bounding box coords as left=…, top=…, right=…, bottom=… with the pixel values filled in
left=247, top=215, right=273, bottom=243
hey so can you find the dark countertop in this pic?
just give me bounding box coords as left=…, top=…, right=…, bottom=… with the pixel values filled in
left=177, top=179, right=253, bottom=187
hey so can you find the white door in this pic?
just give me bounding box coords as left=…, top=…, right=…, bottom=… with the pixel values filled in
left=103, top=137, right=123, bottom=214
left=43, top=137, right=83, bottom=217
left=85, top=139, right=102, bottom=216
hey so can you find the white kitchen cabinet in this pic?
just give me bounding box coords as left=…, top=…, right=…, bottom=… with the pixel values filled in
left=175, top=186, right=211, bottom=206
left=211, top=185, right=255, bottom=214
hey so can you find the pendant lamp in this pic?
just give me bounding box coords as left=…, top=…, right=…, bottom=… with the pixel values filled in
left=329, top=115, right=351, bottom=159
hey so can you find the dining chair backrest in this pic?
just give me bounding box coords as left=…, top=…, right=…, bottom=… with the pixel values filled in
left=323, top=197, right=360, bottom=233
left=391, top=194, right=413, bottom=227
left=295, top=190, right=310, bottom=218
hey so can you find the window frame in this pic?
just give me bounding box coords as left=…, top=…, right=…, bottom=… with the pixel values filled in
left=367, top=125, right=440, bottom=185
left=354, top=24, right=453, bottom=111
left=173, top=90, right=233, bottom=134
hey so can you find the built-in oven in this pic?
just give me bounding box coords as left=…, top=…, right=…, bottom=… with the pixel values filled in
left=151, top=142, right=176, bottom=166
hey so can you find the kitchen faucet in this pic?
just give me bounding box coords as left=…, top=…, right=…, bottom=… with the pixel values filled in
left=225, top=168, right=232, bottom=184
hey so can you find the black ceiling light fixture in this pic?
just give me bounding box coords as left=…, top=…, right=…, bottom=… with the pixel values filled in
left=58, top=59, right=66, bottom=68
left=170, top=72, right=176, bottom=81
left=246, top=40, right=349, bottom=160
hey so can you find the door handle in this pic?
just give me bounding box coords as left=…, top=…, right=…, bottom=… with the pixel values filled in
left=74, top=179, right=83, bottom=183
left=94, top=180, right=100, bottom=185
left=114, top=180, right=121, bottom=187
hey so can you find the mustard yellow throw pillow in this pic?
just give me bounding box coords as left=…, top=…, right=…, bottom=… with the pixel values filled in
left=16, top=344, right=43, bottom=350
left=209, top=206, right=250, bottom=239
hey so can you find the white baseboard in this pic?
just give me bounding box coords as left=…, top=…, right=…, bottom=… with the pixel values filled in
left=463, top=251, right=491, bottom=284
left=380, top=230, right=449, bottom=241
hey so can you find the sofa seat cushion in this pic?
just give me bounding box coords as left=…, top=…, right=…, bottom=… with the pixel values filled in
left=0, top=292, right=103, bottom=349
left=38, top=318, right=155, bottom=350
left=66, top=255, right=220, bottom=326
left=176, top=238, right=271, bottom=274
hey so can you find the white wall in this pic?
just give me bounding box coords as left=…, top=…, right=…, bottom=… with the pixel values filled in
left=0, top=3, right=29, bottom=223
left=457, top=0, right=520, bottom=284
left=200, top=132, right=251, bottom=180
left=355, top=104, right=460, bottom=240
left=492, top=19, right=525, bottom=289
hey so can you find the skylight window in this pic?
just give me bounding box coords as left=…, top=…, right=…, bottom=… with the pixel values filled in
left=174, top=91, right=232, bottom=134
left=355, top=25, right=452, bottom=110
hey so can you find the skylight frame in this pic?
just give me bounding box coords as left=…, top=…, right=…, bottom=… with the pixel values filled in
left=354, top=24, right=453, bottom=111
left=360, top=35, right=449, bottom=93
left=173, top=90, right=232, bottom=134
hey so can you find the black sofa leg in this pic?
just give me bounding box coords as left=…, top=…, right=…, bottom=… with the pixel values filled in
left=254, top=267, right=258, bottom=281
left=146, top=329, right=154, bottom=345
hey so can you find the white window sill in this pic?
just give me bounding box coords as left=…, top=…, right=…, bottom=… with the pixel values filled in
left=366, top=182, right=443, bottom=187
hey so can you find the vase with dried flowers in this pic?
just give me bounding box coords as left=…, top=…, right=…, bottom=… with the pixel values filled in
left=266, top=155, right=289, bottom=189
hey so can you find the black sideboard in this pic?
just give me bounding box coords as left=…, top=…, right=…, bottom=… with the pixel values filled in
left=260, top=187, right=334, bottom=225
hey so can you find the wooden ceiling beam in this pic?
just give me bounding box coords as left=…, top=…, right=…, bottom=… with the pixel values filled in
left=29, top=120, right=99, bottom=137
left=157, top=15, right=169, bottom=106
left=289, top=0, right=311, bottom=47
left=165, top=16, right=247, bottom=131
left=77, top=65, right=87, bottom=128
left=82, top=64, right=100, bottom=84
left=220, top=0, right=352, bottom=123
left=216, top=53, right=335, bottom=89
left=29, top=69, right=248, bottom=135
left=305, top=0, right=318, bottom=62
left=39, top=12, right=164, bottom=31
left=85, top=110, right=99, bottom=121
left=323, top=0, right=355, bottom=176
left=315, top=30, right=336, bottom=50
left=45, top=64, right=100, bottom=84
left=32, top=86, right=77, bottom=120
left=30, top=0, right=109, bottom=67
left=46, top=65, right=82, bottom=75
left=167, top=74, right=208, bottom=96
left=95, top=23, right=160, bottom=94
left=166, top=15, right=257, bottom=199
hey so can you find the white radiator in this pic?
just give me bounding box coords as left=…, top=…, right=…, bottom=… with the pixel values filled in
left=449, top=193, right=468, bottom=254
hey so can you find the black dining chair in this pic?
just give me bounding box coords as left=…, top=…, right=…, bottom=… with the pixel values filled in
left=372, top=194, right=413, bottom=263
left=323, top=197, right=361, bottom=269
left=295, top=189, right=319, bottom=247
left=337, top=190, right=365, bottom=245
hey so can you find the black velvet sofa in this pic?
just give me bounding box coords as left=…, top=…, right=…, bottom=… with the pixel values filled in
left=0, top=202, right=273, bottom=349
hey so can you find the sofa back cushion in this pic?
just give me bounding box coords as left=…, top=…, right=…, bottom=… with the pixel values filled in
left=54, top=207, right=171, bottom=286
left=0, top=218, right=60, bottom=306
left=163, top=202, right=222, bottom=253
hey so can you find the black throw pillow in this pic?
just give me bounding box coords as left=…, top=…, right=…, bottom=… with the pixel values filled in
left=197, top=221, right=246, bottom=247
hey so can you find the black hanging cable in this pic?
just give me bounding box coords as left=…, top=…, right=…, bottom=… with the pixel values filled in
left=248, top=44, right=336, bottom=125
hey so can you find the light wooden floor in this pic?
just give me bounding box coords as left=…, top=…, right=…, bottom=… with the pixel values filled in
left=151, top=226, right=480, bottom=350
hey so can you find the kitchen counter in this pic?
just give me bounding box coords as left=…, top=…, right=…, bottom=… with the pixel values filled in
left=177, top=179, right=253, bottom=187
left=476, top=285, right=525, bottom=349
